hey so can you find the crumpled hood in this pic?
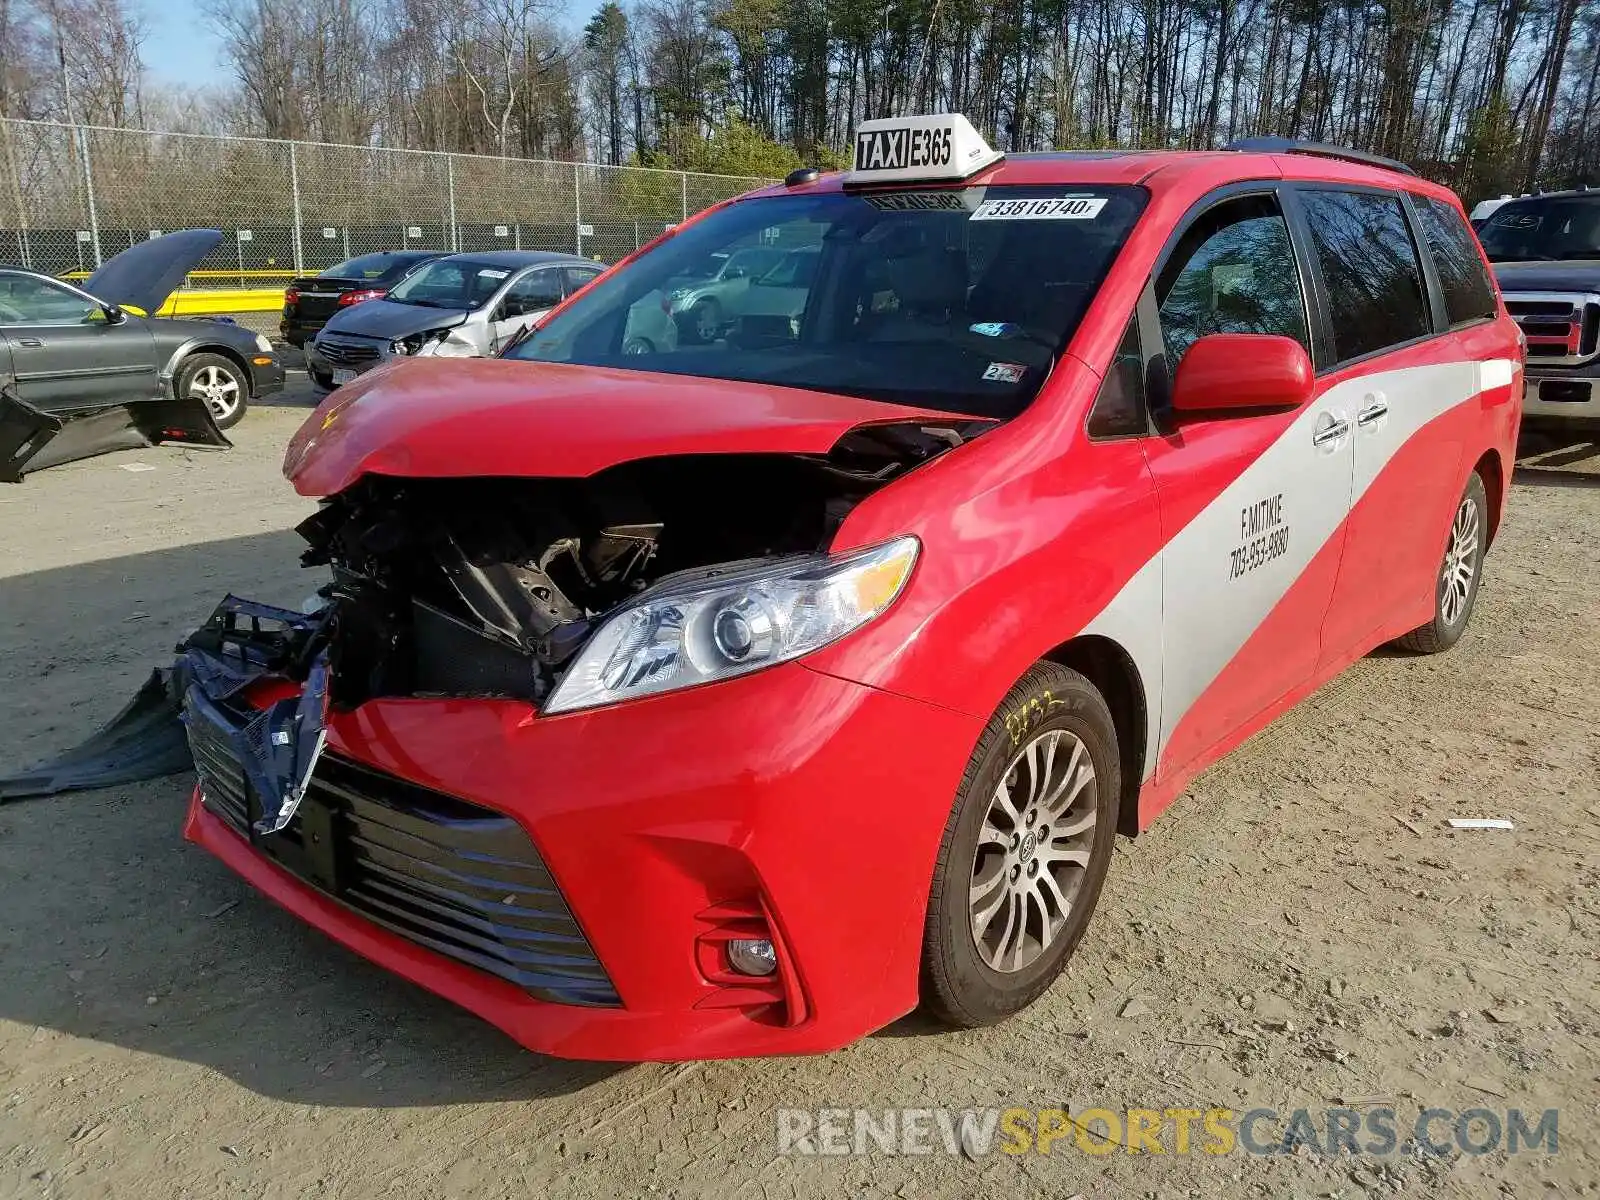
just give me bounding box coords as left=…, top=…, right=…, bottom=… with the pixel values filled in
left=318, top=298, right=470, bottom=340
left=84, top=229, right=223, bottom=315
left=284, top=357, right=960, bottom=496
left=1493, top=259, right=1600, bottom=293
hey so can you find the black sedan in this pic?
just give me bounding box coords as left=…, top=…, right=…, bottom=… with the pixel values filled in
left=280, top=250, right=447, bottom=348
left=0, top=229, right=285, bottom=480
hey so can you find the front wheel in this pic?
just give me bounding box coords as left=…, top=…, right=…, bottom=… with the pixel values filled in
left=176, top=352, right=249, bottom=430
left=1393, top=471, right=1488, bottom=654
left=689, top=299, right=722, bottom=343
left=921, top=662, right=1120, bottom=1028
left=308, top=365, right=336, bottom=391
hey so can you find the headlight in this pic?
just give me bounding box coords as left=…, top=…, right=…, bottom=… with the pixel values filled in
left=545, top=536, right=919, bottom=714
left=253, top=333, right=273, bottom=353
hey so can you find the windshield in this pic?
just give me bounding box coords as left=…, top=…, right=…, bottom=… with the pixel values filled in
left=1477, top=197, right=1600, bottom=261
left=387, top=259, right=514, bottom=309
left=506, top=184, right=1148, bottom=417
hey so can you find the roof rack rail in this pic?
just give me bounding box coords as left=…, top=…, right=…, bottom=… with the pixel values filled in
left=1225, top=136, right=1417, bottom=177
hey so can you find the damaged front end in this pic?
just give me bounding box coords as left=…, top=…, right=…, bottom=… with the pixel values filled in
left=161, top=423, right=976, bottom=1005
left=271, top=422, right=981, bottom=711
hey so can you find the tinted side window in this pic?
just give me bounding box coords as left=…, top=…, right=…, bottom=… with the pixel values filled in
left=1087, top=317, right=1147, bottom=438
left=1416, top=197, right=1497, bottom=326
left=1156, top=194, right=1310, bottom=368
left=506, top=268, right=563, bottom=309
left=1299, top=190, right=1430, bottom=362
left=564, top=267, right=604, bottom=296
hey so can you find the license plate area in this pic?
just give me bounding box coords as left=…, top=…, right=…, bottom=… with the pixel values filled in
left=331, top=368, right=357, bottom=385
left=249, top=786, right=345, bottom=895
left=1539, top=379, right=1592, bottom=404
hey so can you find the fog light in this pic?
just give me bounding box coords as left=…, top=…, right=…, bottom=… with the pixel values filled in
left=727, top=938, right=777, bottom=976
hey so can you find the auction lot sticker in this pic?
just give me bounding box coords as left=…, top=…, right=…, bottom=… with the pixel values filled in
left=972, top=196, right=1107, bottom=220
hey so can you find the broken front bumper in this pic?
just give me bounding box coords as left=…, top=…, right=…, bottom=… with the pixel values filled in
left=181, top=599, right=983, bottom=1060
left=0, top=375, right=230, bottom=482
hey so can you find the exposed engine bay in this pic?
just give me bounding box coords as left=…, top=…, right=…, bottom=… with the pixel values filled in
left=288, top=420, right=984, bottom=708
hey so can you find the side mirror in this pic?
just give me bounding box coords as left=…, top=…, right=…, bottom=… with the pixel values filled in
left=100, top=303, right=127, bottom=325
left=1170, top=333, right=1312, bottom=418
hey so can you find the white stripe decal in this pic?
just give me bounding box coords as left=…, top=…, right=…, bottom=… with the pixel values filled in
left=1087, top=359, right=1497, bottom=780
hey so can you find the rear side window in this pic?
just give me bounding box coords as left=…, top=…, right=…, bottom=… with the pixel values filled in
left=1416, top=197, right=1497, bottom=326
left=1299, top=190, right=1430, bottom=362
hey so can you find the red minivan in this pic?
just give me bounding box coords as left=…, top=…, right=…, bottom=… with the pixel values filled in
left=178, top=115, right=1523, bottom=1061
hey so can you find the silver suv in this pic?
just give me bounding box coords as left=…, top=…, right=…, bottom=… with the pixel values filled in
left=665, top=246, right=790, bottom=342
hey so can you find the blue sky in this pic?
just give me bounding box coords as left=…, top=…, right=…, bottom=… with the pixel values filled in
left=143, top=0, right=230, bottom=88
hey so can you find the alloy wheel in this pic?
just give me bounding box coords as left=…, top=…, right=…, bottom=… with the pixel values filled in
left=188, top=364, right=242, bottom=421
left=1440, top=494, right=1481, bottom=626
left=968, top=728, right=1098, bottom=973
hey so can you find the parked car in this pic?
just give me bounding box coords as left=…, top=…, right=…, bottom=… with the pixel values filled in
left=1477, top=188, right=1600, bottom=434
left=305, top=250, right=598, bottom=389
left=280, top=250, right=447, bottom=348
left=664, top=245, right=788, bottom=341
left=177, top=117, right=1520, bottom=1061
left=0, top=229, right=284, bottom=480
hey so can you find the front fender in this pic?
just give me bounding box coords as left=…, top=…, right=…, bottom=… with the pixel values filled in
left=808, top=359, right=1164, bottom=747
left=157, top=333, right=254, bottom=391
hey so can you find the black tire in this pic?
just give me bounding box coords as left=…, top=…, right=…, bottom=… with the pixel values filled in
left=921, top=662, right=1120, bottom=1028
left=175, top=352, right=249, bottom=431
left=1393, top=471, right=1489, bottom=654
left=622, top=336, right=653, bottom=355
left=689, top=299, right=722, bottom=343
left=309, top=366, right=336, bottom=391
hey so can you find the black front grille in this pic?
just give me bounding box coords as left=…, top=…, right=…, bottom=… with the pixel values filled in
left=187, top=702, right=618, bottom=1007
left=317, top=337, right=382, bottom=366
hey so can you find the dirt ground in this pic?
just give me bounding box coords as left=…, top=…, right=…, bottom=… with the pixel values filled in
left=0, top=386, right=1596, bottom=1199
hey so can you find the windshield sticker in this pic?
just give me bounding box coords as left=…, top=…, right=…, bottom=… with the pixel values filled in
left=864, top=192, right=973, bottom=212
left=477, top=268, right=510, bottom=279
left=970, top=321, right=1024, bottom=338
left=972, top=197, right=1107, bottom=221
left=982, top=361, right=1026, bottom=383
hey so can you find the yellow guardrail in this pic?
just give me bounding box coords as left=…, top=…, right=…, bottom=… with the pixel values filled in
left=157, top=288, right=286, bottom=315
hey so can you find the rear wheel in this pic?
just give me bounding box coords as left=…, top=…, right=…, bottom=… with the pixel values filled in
left=1393, top=471, right=1488, bottom=654
left=176, top=352, right=249, bottom=430
left=921, top=662, right=1120, bottom=1028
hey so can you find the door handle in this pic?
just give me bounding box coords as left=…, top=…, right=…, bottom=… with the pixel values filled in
left=1311, top=414, right=1350, bottom=447
left=1356, top=394, right=1389, bottom=426
left=16, top=337, right=43, bottom=347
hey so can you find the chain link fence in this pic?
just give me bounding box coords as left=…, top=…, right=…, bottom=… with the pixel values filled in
left=0, top=118, right=773, bottom=284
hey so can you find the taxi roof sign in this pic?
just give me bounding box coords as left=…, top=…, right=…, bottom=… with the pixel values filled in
left=846, top=114, right=1003, bottom=187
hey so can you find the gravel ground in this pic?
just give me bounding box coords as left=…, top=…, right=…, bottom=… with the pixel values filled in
left=0, top=401, right=1596, bottom=1200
